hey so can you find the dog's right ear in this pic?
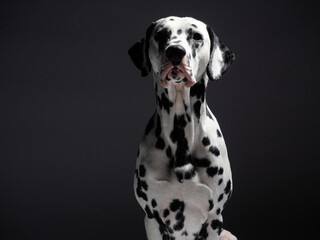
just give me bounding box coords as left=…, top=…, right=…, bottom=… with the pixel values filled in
left=128, top=22, right=156, bottom=77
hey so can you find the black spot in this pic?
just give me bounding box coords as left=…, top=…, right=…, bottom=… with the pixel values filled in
left=191, top=24, right=198, bottom=28
left=169, top=199, right=184, bottom=212
left=190, top=79, right=205, bottom=102
left=177, top=29, right=182, bottom=35
left=139, top=165, right=146, bottom=177
left=192, top=157, right=211, bottom=168
left=193, top=101, right=201, bottom=119
left=175, top=171, right=183, bottom=182
left=170, top=115, right=190, bottom=170
left=173, top=215, right=185, bottom=231
left=171, top=36, right=178, bottom=40
left=145, top=115, right=154, bottom=135
left=225, top=180, right=232, bottom=194
left=170, top=18, right=174, bottom=21
left=191, top=43, right=196, bottom=58
left=170, top=115, right=187, bottom=143
left=216, top=208, right=221, bottom=215
left=154, top=28, right=171, bottom=51
left=197, top=222, right=209, bottom=240
left=163, top=209, right=170, bottom=218
left=156, top=137, right=165, bottom=150
left=202, top=137, right=210, bottom=146
left=166, top=146, right=172, bottom=158
left=181, top=231, right=188, bottom=236
left=157, top=95, right=163, bottom=110
left=218, top=167, right=224, bottom=175
left=211, top=219, right=222, bottom=235
left=145, top=205, right=154, bottom=219
left=184, top=168, right=196, bottom=179
left=187, top=28, right=193, bottom=40
left=152, top=199, right=158, bottom=208
left=209, top=199, right=214, bottom=211
left=165, top=220, right=171, bottom=225
left=155, top=114, right=162, bottom=137
left=206, top=166, right=218, bottom=177
left=175, top=211, right=183, bottom=220
left=218, top=179, right=223, bottom=185
left=136, top=187, right=148, bottom=201
left=217, top=129, right=222, bottom=137
left=209, top=146, right=220, bottom=156
left=161, top=93, right=173, bottom=114
left=218, top=194, right=224, bottom=202
left=140, top=180, right=148, bottom=191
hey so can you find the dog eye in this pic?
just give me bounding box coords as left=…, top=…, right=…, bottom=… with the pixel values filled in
left=193, top=33, right=203, bottom=41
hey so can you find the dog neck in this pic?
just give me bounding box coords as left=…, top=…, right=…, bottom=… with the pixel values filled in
left=153, top=73, right=209, bottom=154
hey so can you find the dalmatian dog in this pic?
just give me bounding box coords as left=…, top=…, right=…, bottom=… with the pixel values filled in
left=128, top=16, right=236, bottom=240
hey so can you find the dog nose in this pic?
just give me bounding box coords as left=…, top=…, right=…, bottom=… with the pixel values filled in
left=165, top=45, right=186, bottom=66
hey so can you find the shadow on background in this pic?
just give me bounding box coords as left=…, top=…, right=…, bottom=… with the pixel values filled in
left=0, top=1, right=319, bottom=239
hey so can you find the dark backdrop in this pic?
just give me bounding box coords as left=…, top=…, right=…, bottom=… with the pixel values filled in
left=0, top=1, right=319, bottom=239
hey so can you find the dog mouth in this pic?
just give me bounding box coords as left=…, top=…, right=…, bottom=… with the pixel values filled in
left=160, top=62, right=196, bottom=87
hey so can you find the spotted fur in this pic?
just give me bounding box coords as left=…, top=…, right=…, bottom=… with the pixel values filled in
left=129, top=16, right=236, bottom=240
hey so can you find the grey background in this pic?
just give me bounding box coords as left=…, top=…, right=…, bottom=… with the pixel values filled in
left=0, top=0, right=319, bottom=239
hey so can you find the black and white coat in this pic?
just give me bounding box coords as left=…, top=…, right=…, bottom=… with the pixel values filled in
left=129, top=16, right=236, bottom=240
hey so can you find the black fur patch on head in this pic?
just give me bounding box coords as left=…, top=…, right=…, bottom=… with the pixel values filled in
left=191, top=43, right=196, bottom=58
left=187, top=28, right=193, bottom=40
left=154, top=28, right=172, bottom=51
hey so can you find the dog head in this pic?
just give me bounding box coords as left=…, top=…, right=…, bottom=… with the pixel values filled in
left=128, top=16, right=235, bottom=87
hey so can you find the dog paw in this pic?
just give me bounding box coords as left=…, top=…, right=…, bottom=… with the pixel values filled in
left=220, top=229, right=237, bottom=240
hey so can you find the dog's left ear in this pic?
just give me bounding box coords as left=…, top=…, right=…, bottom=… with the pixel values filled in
left=206, top=26, right=235, bottom=80
left=128, top=22, right=156, bottom=77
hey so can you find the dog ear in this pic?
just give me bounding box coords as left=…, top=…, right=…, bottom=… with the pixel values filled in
left=128, top=22, right=156, bottom=77
left=206, top=25, right=235, bottom=80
